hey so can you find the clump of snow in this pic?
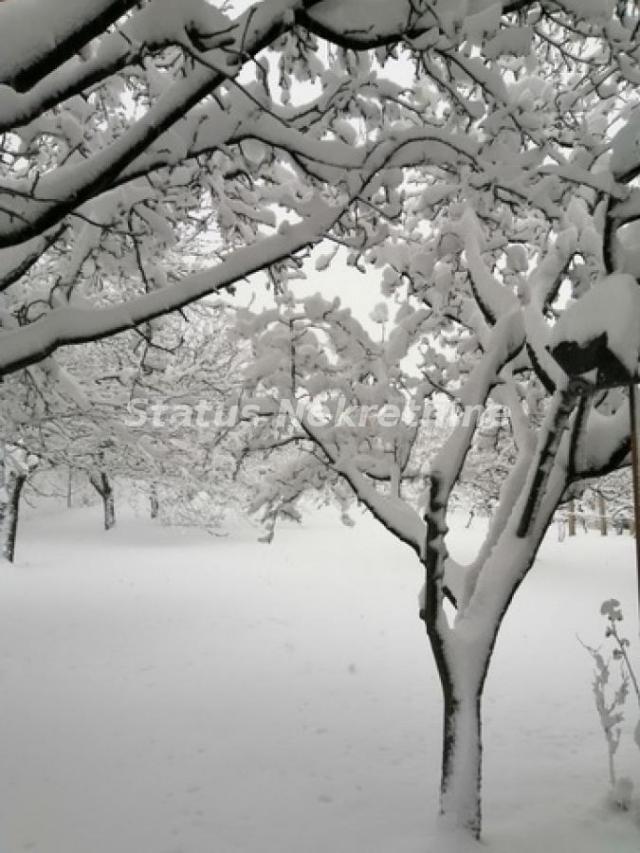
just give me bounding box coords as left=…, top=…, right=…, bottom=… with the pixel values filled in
left=611, top=108, right=640, bottom=179
left=463, top=2, right=501, bottom=46
left=369, top=302, right=389, bottom=324
left=551, top=273, right=640, bottom=376
left=485, top=25, right=533, bottom=59
left=560, top=0, right=615, bottom=20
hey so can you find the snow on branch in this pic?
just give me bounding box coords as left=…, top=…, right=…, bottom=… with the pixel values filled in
left=0, top=0, right=236, bottom=133
left=0, top=0, right=138, bottom=91
left=572, top=400, right=631, bottom=480
left=0, top=198, right=336, bottom=374
left=301, top=418, right=426, bottom=557
left=0, top=0, right=300, bottom=248
left=462, top=209, right=518, bottom=325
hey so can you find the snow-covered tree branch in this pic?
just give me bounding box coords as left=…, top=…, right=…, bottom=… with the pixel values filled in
left=3, top=0, right=640, bottom=843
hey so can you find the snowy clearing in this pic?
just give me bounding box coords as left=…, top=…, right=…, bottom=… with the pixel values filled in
left=0, top=507, right=638, bottom=853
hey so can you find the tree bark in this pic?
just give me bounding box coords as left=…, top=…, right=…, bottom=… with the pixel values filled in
left=0, top=471, right=26, bottom=563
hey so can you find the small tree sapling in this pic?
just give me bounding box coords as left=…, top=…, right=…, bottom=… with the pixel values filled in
left=582, top=599, right=640, bottom=813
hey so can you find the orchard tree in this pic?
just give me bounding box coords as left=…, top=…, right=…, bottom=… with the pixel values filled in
left=232, top=0, right=640, bottom=827
left=0, top=441, right=38, bottom=562
left=590, top=469, right=634, bottom=533
left=1, top=0, right=640, bottom=843
left=567, top=468, right=634, bottom=534
left=0, top=340, right=93, bottom=554
left=0, top=303, right=243, bottom=544
left=236, top=248, right=633, bottom=839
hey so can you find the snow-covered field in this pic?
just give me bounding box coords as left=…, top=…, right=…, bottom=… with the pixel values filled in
left=0, top=506, right=638, bottom=853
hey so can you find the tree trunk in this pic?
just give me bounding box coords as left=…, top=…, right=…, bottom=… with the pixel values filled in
left=568, top=500, right=576, bottom=536
left=149, top=484, right=159, bottom=519
left=1, top=471, right=26, bottom=563
left=89, top=471, right=115, bottom=530
left=597, top=492, right=607, bottom=536
left=425, top=597, right=487, bottom=838
left=420, top=389, right=575, bottom=842
left=104, top=485, right=115, bottom=531
left=439, top=688, right=483, bottom=838
left=426, top=500, right=562, bottom=840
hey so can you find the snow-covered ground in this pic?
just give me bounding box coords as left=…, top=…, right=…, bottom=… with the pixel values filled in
left=0, top=506, right=638, bottom=853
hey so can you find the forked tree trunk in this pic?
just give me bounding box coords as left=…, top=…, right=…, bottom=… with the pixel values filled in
left=426, top=613, right=491, bottom=839
left=425, top=487, right=565, bottom=839
left=0, top=471, right=26, bottom=563
left=89, top=471, right=115, bottom=530
left=427, top=596, right=519, bottom=839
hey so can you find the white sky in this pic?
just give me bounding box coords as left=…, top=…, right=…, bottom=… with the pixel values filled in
left=229, top=245, right=389, bottom=338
